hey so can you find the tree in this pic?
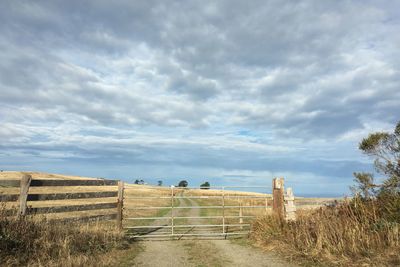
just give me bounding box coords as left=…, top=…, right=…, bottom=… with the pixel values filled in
left=353, top=121, right=400, bottom=222
left=157, top=180, right=163, bottom=186
left=134, top=179, right=140, bottom=184
left=351, top=172, right=375, bottom=199
left=178, top=180, right=188, bottom=187
left=200, top=181, right=210, bottom=189
left=354, top=121, right=400, bottom=196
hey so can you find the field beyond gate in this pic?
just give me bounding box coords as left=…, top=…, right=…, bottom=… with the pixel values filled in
left=123, top=185, right=273, bottom=239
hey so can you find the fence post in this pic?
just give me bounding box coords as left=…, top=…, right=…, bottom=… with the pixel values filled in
left=18, top=174, right=32, bottom=217
left=117, top=181, right=124, bottom=231
left=284, top=187, right=296, bottom=221
left=272, top=177, right=284, bottom=218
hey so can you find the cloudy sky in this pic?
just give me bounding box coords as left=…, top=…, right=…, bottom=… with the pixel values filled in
left=1, top=1, right=399, bottom=196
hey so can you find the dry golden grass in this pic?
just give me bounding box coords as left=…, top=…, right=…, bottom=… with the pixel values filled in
left=0, top=204, right=126, bottom=266
left=0, top=171, right=106, bottom=180
left=252, top=199, right=400, bottom=267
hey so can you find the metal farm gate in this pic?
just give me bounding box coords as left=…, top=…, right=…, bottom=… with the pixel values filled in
left=121, top=185, right=274, bottom=239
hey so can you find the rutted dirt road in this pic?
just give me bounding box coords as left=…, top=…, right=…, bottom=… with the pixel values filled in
left=131, top=197, right=297, bottom=267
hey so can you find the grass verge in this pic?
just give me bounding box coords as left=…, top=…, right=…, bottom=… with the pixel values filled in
left=251, top=199, right=400, bottom=267
left=0, top=205, right=128, bottom=266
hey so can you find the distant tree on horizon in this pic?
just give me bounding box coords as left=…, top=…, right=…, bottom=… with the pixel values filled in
left=157, top=180, right=163, bottom=186
left=200, top=181, right=210, bottom=189
left=134, top=179, right=139, bottom=184
left=178, top=180, right=188, bottom=187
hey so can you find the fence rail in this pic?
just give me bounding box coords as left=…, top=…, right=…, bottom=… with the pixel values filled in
left=0, top=174, right=123, bottom=227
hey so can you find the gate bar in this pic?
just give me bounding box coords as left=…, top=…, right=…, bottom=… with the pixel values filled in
left=127, top=232, right=249, bottom=238
left=124, top=196, right=272, bottom=199
left=171, top=186, right=174, bottom=235
left=222, top=186, right=225, bottom=234
left=125, top=224, right=251, bottom=229
left=124, top=205, right=270, bottom=210
left=125, top=185, right=271, bottom=189
left=124, top=215, right=256, bottom=220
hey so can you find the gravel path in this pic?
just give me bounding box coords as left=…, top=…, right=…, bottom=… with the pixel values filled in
left=132, top=240, right=193, bottom=267
left=131, top=196, right=297, bottom=267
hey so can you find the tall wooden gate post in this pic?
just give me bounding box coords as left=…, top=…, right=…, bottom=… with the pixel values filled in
left=272, top=177, right=284, bottom=218
left=117, top=181, right=124, bottom=230
left=284, top=187, right=296, bottom=221
left=18, top=173, right=32, bottom=217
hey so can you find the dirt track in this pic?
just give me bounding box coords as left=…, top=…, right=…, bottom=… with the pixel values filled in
left=132, top=198, right=297, bottom=267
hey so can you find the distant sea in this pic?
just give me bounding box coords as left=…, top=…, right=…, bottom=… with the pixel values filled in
left=296, top=193, right=349, bottom=198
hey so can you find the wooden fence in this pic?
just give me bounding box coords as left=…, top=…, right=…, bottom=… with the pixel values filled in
left=0, top=174, right=124, bottom=228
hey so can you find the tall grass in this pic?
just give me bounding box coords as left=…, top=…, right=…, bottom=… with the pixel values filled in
left=0, top=204, right=124, bottom=266
left=252, top=198, right=400, bottom=266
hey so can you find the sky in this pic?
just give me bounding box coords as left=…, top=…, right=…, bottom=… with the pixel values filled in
left=0, top=1, right=399, bottom=197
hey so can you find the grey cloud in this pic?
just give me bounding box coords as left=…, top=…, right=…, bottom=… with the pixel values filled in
left=0, top=131, right=371, bottom=179
left=1, top=1, right=398, bottom=136
left=0, top=0, right=399, bottom=195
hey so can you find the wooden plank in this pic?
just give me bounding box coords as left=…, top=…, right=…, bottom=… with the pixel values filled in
left=116, top=181, right=124, bottom=230
left=0, top=194, right=19, bottom=202
left=29, top=179, right=118, bottom=187
left=19, top=174, right=32, bottom=216
left=0, top=180, right=20, bottom=187
left=26, top=191, right=118, bottom=201
left=27, top=202, right=118, bottom=215
left=53, top=213, right=117, bottom=223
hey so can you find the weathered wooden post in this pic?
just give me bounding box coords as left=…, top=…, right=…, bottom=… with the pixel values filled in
left=117, top=181, right=124, bottom=230
left=18, top=174, right=32, bottom=217
left=272, top=177, right=284, bottom=219
left=284, top=187, right=296, bottom=221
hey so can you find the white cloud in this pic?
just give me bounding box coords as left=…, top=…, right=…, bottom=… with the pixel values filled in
left=0, top=0, right=398, bottom=194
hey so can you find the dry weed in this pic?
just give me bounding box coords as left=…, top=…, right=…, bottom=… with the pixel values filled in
left=252, top=199, right=400, bottom=266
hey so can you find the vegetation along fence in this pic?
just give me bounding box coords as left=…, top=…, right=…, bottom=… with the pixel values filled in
left=0, top=174, right=124, bottom=227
